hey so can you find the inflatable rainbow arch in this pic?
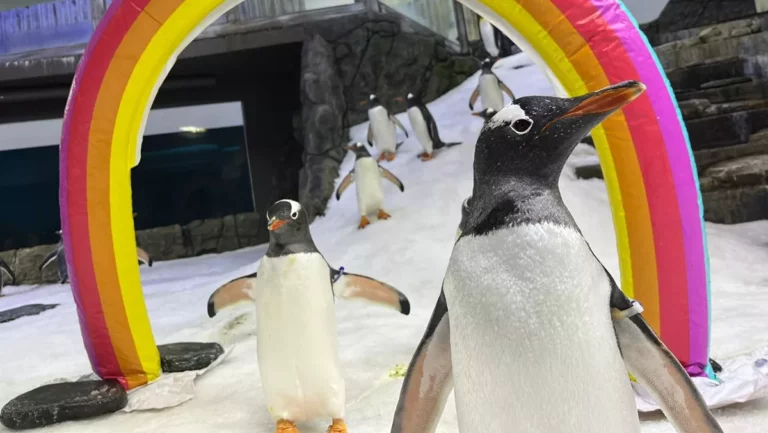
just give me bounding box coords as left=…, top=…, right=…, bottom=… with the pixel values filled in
left=59, top=0, right=712, bottom=389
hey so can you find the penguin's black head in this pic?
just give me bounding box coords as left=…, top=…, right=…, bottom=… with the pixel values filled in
left=265, top=199, right=312, bottom=246
left=474, top=80, right=645, bottom=188
left=344, top=141, right=372, bottom=159
left=405, top=92, right=420, bottom=108
left=480, top=58, right=494, bottom=73
left=368, top=94, right=380, bottom=107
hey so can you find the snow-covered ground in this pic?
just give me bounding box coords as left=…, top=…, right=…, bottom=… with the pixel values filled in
left=2, top=53, right=768, bottom=432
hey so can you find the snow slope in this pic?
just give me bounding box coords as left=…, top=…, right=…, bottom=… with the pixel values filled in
left=2, top=53, right=768, bottom=432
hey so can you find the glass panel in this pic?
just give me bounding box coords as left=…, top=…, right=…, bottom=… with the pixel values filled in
left=0, top=0, right=94, bottom=55
left=380, top=0, right=458, bottom=42
left=234, top=0, right=353, bottom=21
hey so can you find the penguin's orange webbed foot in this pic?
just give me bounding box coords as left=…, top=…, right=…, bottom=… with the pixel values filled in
left=327, top=418, right=348, bottom=433
left=358, top=216, right=371, bottom=229
left=377, top=153, right=387, bottom=162
left=377, top=209, right=391, bottom=220
left=276, top=419, right=299, bottom=433
left=386, top=152, right=396, bottom=161
left=418, top=152, right=434, bottom=161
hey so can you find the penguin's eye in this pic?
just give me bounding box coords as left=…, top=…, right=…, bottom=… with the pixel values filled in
left=511, top=118, right=533, bottom=134
left=290, top=211, right=299, bottom=220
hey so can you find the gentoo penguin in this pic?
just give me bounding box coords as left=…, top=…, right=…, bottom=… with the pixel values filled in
left=478, top=18, right=515, bottom=59
left=0, top=256, right=15, bottom=292
left=468, top=58, right=515, bottom=113
left=455, top=196, right=471, bottom=240
left=365, top=94, right=408, bottom=162
left=391, top=81, right=724, bottom=433
left=206, top=199, right=410, bottom=433
left=40, top=231, right=153, bottom=284
left=470, top=107, right=497, bottom=125
left=396, top=93, right=461, bottom=161
left=336, top=142, right=404, bottom=229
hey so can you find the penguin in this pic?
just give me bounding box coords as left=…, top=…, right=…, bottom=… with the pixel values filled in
left=470, top=107, right=497, bottom=125
left=468, top=58, right=515, bottom=113
left=0, top=255, right=15, bottom=293
left=455, top=196, right=471, bottom=240
left=479, top=17, right=500, bottom=59
left=364, top=94, right=409, bottom=162
left=391, top=81, right=724, bottom=433
left=205, top=199, right=410, bottom=433
left=335, top=142, right=405, bottom=229
left=396, top=93, right=461, bottom=161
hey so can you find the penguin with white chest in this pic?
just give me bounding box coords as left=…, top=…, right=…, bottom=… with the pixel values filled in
left=397, top=93, right=461, bottom=161
left=391, top=81, right=724, bottom=433
left=336, top=142, right=404, bottom=229
left=206, top=199, right=411, bottom=433
left=468, top=58, right=515, bottom=113
left=365, top=94, right=409, bottom=162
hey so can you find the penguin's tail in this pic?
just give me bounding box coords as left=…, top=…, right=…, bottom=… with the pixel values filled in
left=444, top=141, right=462, bottom=148
left=434, top=140, right=462, bottom=150
left=396, top=141, right=405, bottom=149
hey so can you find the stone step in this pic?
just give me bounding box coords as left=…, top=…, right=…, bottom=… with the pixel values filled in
left=703, top=184, right=768, bottom=224
left=699, top=154, right=768, bottom=192
left=655, top=31, right=768, bottom=71
left=679, top=99, right=768, bottom=120
left=676, top=78, right=768, bottom=103
left=647, top=15, right=768, bottom=46
left=694, top=129, right=768, bottom=173
left=665, top=56, right=750, bottom=91
left=685, top=108, right=768, bottom=150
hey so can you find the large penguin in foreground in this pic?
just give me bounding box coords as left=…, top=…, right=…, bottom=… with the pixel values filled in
left=468, top=58, right=515, bottom=113
left=206, top=199, right=410, bottom=433
left=0, top=256, right=16, bottom=293
left=365, top=94, right=409, bottom=162
left=336, top=142, right=405, bottom=229
left=391, top=81, right=723, bottom=433
left=398, top=93, right=461, bottom=161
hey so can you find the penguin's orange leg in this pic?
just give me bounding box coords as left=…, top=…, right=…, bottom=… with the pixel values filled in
left=418, top=152, right=434, bottom=161
left=327, top=418, right=348, bottom=433
left=386, top=152, right=396, bottom=161
left=276, top=419, right=299, bottom=433
left=377, top=153, right=387, bottom=162
left=377, top=209, right=391, bottom=220
left=358, top=216, right=371, bottom=229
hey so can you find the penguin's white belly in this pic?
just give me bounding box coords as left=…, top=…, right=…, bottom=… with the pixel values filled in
left=407, top=107, right=433, bottom=154
left=479, top=19, right=500, bottom=57
left=443, top=223, right=640, bottom=433
left=254, top=253, right=344, bottom=421
left=354, top=158, right=384, bottom=216
left=479, top=74, right=504, bottom=111
left=368, top=106, right=396, bottom=153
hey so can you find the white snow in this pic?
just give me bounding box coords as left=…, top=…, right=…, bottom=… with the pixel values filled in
left=2, top=53, right=768, bottom=432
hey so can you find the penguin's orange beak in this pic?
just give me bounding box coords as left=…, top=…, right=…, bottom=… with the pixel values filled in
left=359, top=100, right=368, bottom=106
left=562, top=81, right=646, bottom=118
left=268, top=219, right=289, bottom=231
left=393, top=96, right=405, bottom=103
left=344, top=145, right=355, bottom=151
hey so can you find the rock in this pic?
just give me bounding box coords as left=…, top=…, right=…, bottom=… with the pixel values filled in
left=234, top=212, right=263, bottom=247
left=665, top=57, right=747, bottom=91
left=702, top=99, right=768, bottom=117
left=730, top=26, right=754, bottom=38
left=183, top=219, right=225, bottom=256
left=0, top=250, right=16, bottom=288
left=655, top=32, right=768, bottom=71
left=0, top=380, right=127, bottom=430
left=700, top=154, right=768, bottom=190
left=675, top=79, right=768, bottom=103
left=685, top=111, right=751, bottom=150
left=694, top=132, right=768, bottom=173
left=158, top=342, right=225, bottom=373
left=574, top=163, right=603, bottom=180
left=703, top=184, right=768, bottom=223
left=697, top=26, right=724, bottom=43
left=700, top=76, right=752, bottom=89
left=0, top=304, right=58, bottom=324
left=135, top=225, right=186, bottom=261
left=678, top=98, right=712, bottom=119
left=642, top=0, right=757, bottom=37
left=14, top=245, right=59, bottom=285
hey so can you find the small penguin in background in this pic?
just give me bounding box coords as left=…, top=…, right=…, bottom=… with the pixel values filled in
left=206, top=199, right=411, bottom=433
left=0, top=256, right=16, bottom=293
left=336, top=142, right=405, bottom=229
left=391, top=81, right=724, bottom=433
left=395, top=92, right=461, bottom=161
left=468, top=58, right=515, bottom=113
left=364, top=94, right=409, bottom=162
left=479, top=17, right=516, bottom=59
left=471, top=107, right=498, bottom=125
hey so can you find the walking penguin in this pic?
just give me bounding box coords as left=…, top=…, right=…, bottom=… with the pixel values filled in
left=206, top=199, right=411, bottom=433
left=468, top=58, right=515, bottom=112
left=390, top=81, right=724, bottom=433
left=397, top=92, right=461, bottom=161
left=336, top=142, right=404, bottom=229
left=364, top=94, right=409, bottom=162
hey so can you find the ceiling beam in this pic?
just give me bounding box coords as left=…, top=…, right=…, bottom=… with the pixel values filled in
left=0, top=1, right=57, bottom=12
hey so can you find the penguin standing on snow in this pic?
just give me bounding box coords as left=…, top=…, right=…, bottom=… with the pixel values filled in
left=365, top=94, right=409, bottom=162
left=336, top=142, right=404, bottom=229
left=0, top=256, right=15, bottom=293
left=468, top=58, right=515, bottom=113
left=396, top=93, right=461, bottom=161
left=206, top=199, right=410, bottom=433
left=479, top=18, right=515, bottom=59
left=391, top=81, right=723, bottom=433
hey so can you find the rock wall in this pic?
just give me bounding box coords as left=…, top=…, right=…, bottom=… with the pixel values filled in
left=642, top=0, right=757, bottom=41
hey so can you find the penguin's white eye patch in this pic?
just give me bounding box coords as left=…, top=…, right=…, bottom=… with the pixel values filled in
left=511, top=118, right=533, bottom=134
left=290, top=211, right=299, bottom=220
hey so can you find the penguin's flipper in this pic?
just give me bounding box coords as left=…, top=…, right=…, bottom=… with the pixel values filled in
left=335, top=170, right=355, bottom=200
left=331, top=270, right=409, bottom=315
left=39, top=248, right=58, bottom=272
left=499, top=79, right=516, bottom=102
left=390, top=115, right=409, bottom=138
left=207, top=272, right=258, bottom=318
left=0, top=257, right=14, bottom=287
left=608, top=276, right=723, bottom=433
left=137, top=247, right=153, bottom=267
left=391, top=290, right=453, bottom=433
left=378, top=166, right=405, bottom=192
left=367, top=124, right=374, bottom=146
left=468, top=86, right=481, bottom=111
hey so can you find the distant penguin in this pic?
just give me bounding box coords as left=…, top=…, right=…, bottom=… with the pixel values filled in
left=336, top=142, right=405, bottom=229
left=365, top=94, right=408, bottom=162
left=470, top=107, right=498, bottom=125
left=206, top=199, right=410, bottom=433
left=0, top=256, right=16, bottom=293
left=468, top=58, right=515, bottom=112
left=398, top=92, right=461, bottom=161
left=479, top=18, right=500, bottom=58
left=391, top=81, right=724, bottom=433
